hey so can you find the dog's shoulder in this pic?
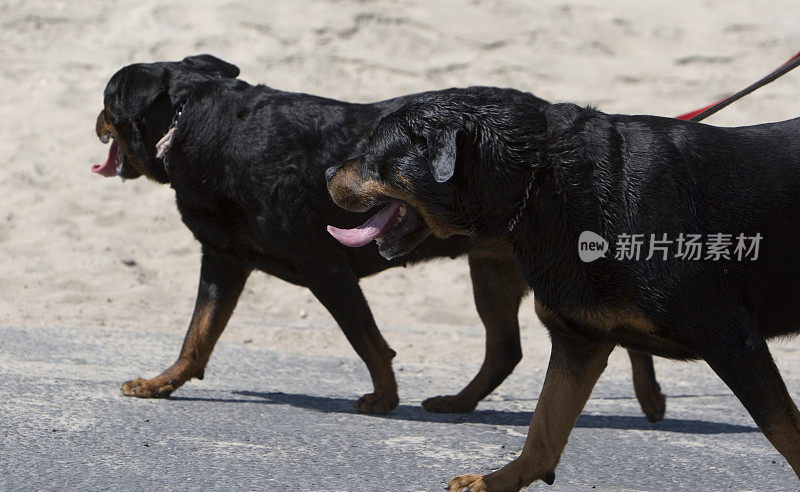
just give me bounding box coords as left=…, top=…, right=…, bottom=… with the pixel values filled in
left=544, top=102, right=619, bottom=129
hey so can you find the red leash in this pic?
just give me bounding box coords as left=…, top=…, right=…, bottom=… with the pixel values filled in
left=676, top=50, right=800, bottom=122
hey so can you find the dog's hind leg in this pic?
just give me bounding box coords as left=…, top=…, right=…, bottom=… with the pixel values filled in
left=448, top=302, right=613, bottom=491
left=701, top=310, right=800, bottom=479
left=298, top=257, right=399, bottom=415
left=122, top=249, right=250, bottom=398
left=627, top=350, right=667, bottom=422
left=423, top=247, right=526, bottom=413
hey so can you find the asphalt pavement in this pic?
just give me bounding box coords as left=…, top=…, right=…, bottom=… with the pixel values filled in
left=1, top=323, right=798, bottom=491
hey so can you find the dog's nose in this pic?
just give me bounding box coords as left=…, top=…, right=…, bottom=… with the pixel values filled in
left=325, top=164, right=340, bottom=183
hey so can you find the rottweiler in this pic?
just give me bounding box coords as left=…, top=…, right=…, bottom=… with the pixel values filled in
left=94, top=54, right=664, bottom=419
left=326, top=89, right=800, bottom=488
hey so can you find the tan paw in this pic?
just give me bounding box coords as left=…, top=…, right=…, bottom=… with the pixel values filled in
left=354, top=392, right=399, bottom=414
left=121, top=377, right=176, bottom=398
left=447, top=474, right=487, bottom=492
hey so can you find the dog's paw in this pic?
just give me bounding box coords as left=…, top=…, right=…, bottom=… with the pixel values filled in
left=121, top=377, right=176, bottom=398
left=354, top=392, right=399, bottom=414
left=422, top=395, right=477, bottom=413
left=447, top=474, right=487, bottom=492
left=639, top=389, right=666, bottom=423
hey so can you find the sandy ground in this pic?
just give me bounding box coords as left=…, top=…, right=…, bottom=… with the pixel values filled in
left=2, top=0, right=800, bottom=361
left=1, top=0, right=800, bottom=487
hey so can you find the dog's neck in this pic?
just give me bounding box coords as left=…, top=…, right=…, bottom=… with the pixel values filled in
left=155, top=95, right=191, bottom=165
left=459, top=128, right=547, bottom=239
left=499, top=103, right=602, bottom=237
left=506, top=152, right=545, bottom=233
left=500, top=105, right=615, bottom=306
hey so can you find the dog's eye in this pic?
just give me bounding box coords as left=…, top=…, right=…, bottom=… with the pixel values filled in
left=409, top=134, right=427, bottom=156
left=371, top=159, right=387, bottom=180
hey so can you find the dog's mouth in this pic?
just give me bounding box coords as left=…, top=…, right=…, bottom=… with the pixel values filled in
left=327, top=200, right=431, bottom=260
left=92, top=134, right=125, bottom=178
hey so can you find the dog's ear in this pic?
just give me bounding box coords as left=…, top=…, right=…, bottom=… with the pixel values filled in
left=426, top=128, right=458, bottom=183
left=105, top=66, right=168, bottom=121
left=181, top=54, right=240, bottom=78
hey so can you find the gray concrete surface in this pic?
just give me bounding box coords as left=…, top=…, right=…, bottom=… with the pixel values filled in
left=1, top=323, right=798, bottom=491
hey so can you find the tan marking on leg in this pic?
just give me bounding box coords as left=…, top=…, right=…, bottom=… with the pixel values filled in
left=760, top=398, right=800, bottom=477
left=447, top=474, right=487, bottom=491
left=543, top=301, right=667, bottom=421
left=355, top=344, right=398, bottom=414
left=575, top=306, right=658, bottom=334
left=122, top=299, right=228, bottom=398
left=122, top=263, right=247, bottom=398
left=451, top=302, right=612, bottom=489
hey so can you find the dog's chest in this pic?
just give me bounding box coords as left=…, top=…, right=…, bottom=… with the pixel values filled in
left=528, top=264, right=696, bottom=357
left=173, top=185, right=243, bottom=249
left=174, top=190, right=307, bottom=283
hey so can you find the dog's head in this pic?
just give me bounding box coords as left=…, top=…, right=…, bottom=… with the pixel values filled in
left=326, top=91, right=547, bottom=260
left=93, top=54, right=239, bottom=182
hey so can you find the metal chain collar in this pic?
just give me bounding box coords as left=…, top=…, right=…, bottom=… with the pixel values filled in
left=155, top=96, right=191, bottom=164
left=507, top=157, right=540, bottom=233
left=169, top=97, right=190, bottom=131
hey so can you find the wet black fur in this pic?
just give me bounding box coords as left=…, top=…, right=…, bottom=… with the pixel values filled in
left=99, top=55, right=550, bottom=404
left=102, top=56, right=551, bottom=274
left=357, top=91, right=800, bottom=356
left=349, top=91, right=800, bottom=473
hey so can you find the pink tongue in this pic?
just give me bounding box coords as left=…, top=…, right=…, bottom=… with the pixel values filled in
left=92, top=140, right=121, bottom=177
left=327, top=202, right=401, bottom=247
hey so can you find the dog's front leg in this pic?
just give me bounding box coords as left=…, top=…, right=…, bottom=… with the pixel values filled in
left=122, top=249, right=250, bottom=398
left=448, top=307, right=612, bottom=491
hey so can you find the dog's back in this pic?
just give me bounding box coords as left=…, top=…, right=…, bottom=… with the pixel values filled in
left=168, top=79, right=548, bottom=267
left=586, top=113, right=800, bottom=338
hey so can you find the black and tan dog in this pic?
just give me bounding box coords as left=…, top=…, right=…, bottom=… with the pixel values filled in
left=94, top=54, right=664, bottom=419
left=327, top=89, right=800, bottom=488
